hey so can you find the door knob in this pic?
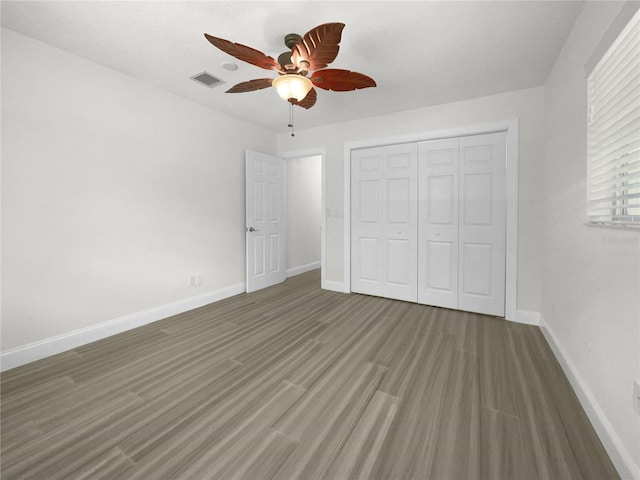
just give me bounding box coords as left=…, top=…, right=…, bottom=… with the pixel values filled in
left=246, top=227, right=258, bottom=232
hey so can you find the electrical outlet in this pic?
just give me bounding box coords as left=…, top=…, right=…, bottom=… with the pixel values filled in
left=634, top=379, right=640, bottom=415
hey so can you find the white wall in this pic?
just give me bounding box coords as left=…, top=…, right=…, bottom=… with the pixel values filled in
left=277, top=87, right=545, bottom=314
left=541, top=2, right=640, bottom=477
left=1, top=28, right=276, bottom=357
left=286, top=155, right=321, bottom=275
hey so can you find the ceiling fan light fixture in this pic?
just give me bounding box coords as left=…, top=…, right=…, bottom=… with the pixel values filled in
left=272, top=74, right=313, bottom=102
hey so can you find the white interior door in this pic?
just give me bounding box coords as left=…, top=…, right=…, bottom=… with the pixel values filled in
left=458, top=132, right=506, bottom=316
left=351, top=144, right=417, bottom=302
left=246, top=149, right=286, bottom=293
left=418, top=138, right=459, bottom=309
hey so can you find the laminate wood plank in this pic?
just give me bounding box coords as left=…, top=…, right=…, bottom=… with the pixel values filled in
left=533, top=339, right=619, bottom=479
left=217, top=429, right=297, bottom=480
left=2, top=325, right=239, bottom=431
left=123, top=381, right=305, bottom=479
left=1, top=350, right=82, bottom=394
left=369, top=331, right=457, bottom=479
left=310, top=292, right=386, bottom=324
left=54, top=322, right=217, bottom=387
left=369, top=308, right=424, bottom=368
left=159, top=296, right=259, bottom=327
left=72, top=327, right=170, bottom=358
left=2, top=392, right=145, bottom=479
left=37, top=390, right=147, bottom=436
left=518, top=323, right=553, bottom=360
left=0, top=421, right=43, bottom=455
left=230, top=309, right=328, bottom=366
left=507, top=326, right=585, bottom=479
left=480, top=406, right=536, bottom=480
left=244, top=289, right=326, bottom=319
left=286, top=308, right=391, bottom=389
left=179, top=400, right=301, bottom=480
left=0, top=269, right=619, bottom=480
left=64, top=446, right=134, bottom=480
left=429, top=348, right=481, bottom=479
left=373, top=307, right=441, bottom=398
left=438, top=308, right=480, bottom=355
left=2, top=358, right=242, bottom=478
left=478, top=317, right=520, bottom=415
left=321, top=389, right=398, bottom=480
left=0, top=375, right=75, bottom=417
left=272, top=362, right=388, bottom=480
left=296, top=290, right=347, bottom=313
left=118, top=337, right=322, bottom=463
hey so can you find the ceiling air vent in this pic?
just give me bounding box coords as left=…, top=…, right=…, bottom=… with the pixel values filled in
left=190, top=71, right=224, bottom=88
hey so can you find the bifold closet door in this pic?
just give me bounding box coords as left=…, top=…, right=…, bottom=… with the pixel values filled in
left=351, top=144, right=418, bottom=302
left=418, top=132, right=506, bottom=316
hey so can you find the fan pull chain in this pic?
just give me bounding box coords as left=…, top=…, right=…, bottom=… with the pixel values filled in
left=288, top=102, right=295, bottom=137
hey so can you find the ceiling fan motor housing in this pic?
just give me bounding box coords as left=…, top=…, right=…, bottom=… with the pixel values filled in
left=284, top=33, right=302, bottom=49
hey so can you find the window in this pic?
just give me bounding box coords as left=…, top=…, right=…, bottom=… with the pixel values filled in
left=587, top=7, right=639, bottom=228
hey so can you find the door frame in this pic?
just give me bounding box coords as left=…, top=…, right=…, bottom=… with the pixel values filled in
left=343, top=119, right=520, bottom=322
left=281, top=147, right=327, bottom=289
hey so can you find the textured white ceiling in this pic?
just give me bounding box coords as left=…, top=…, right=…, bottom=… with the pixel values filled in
left=1, top=1, right=584, bottom=133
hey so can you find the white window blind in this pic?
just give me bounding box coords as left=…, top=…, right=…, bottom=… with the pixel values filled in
left=587, top=8, right=640, bottom=228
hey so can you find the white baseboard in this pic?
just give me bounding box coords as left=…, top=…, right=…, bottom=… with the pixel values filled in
left=322, top=280, right=347, bottom=293
left=0, top=282, right=246, bottom=372
left=511, top=309, right=541, bottom=325
left=539, top=315, right=639, bottom=480
left=286, top=261, right=321, bottom=278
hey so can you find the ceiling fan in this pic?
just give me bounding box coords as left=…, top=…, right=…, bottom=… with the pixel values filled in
left=203, top=22, right=376, bottom=111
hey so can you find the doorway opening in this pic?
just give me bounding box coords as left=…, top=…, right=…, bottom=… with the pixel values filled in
left=283, top=149, right=326, bottom=288
left=286, top=154, right=322, bottom=278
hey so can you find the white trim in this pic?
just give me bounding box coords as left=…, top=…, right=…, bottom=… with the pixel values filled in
left=540, top=315, right=639, bottom=480
left=513, top=309, right=541, bottom=326
left=343, top=119, right=520, bottom=321
left=280, top=147, right=327, bottom=290
left=322, top=280, right=347, bottom=293
left=286, top=261, right=321, bottom=278
left=0, top=283, right=245, bottom=372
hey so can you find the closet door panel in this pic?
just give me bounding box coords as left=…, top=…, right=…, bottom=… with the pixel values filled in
left=351, top=148, right=384, bottom=296
left=382, top=144, right=418, bottom=302
left=458, top=132, right=506, bottom=316
left=418, top=138, right=459, bottom=308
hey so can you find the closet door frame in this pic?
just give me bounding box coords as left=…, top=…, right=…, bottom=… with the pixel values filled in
left=343, top=119, right=522, bottom=323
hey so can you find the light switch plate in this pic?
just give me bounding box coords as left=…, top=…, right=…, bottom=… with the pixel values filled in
left=633, top=379, right=640, bottom=415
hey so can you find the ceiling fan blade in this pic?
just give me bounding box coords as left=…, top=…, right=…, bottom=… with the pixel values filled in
left=204, top=34, right=281, bottom=71
left=225, top=78, right=274, bottom=93
left=293, top=87, right=317, bottom=109
left=310, top=69, right=377, bottom=92
left=291, top=23, right=345, bottom=71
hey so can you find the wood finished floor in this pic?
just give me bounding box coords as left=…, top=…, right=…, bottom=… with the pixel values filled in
left=1, top=269, right=619, bottom=479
